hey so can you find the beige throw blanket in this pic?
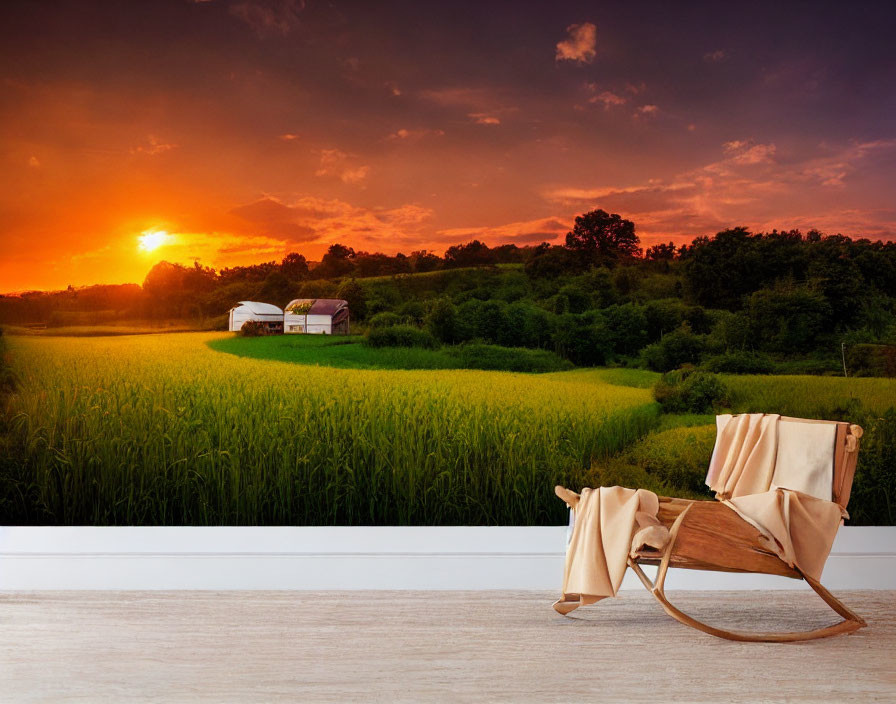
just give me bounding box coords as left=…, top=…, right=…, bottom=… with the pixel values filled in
left=557, top=414, right=844, bottom=613
left=727, top=489, right=843, bottom=581
left=707, top=413, right=845, bottom=581
left=554, top=487, right=669, bottom=614
left=706, top=413, right=781, bottom=498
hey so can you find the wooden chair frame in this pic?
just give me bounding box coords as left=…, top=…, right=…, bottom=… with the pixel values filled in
left=555, top=420, right=866, bottom=642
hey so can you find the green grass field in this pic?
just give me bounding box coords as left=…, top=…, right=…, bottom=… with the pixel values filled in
left=1, top=331, right=893, bottom=525
left=208, top=334, right=572, bottom=372
left=725, top=374, right=896, bottom=416
left=1, top=332, right=656, bottom=525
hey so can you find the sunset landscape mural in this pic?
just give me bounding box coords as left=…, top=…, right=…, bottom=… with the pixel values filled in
left=1, top=2, right=896, bottom=700
left=2, top=0, right=894, bottom=291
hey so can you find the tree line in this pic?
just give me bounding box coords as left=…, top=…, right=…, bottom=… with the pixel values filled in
left=2, top=209, right=895, bottom=373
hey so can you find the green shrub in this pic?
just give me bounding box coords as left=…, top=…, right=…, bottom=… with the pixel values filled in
left=641, top=325, right=707, bottom=371
left=426, top=297, right=459, bottom=344
left=553, top=315, right=612, bottom=366
left=745, top=283, right=833, bottom=354
left=336, top=279, right=367, bottom=320
left=603, top=303, right=649, bottom=356
left=623, top=425, right=716, bottom=496
left=587, top=425, right=716, bottom=499
left=643, top=298, right=687, bottom=340
left=365, top=325, right=439, bottom=349
left=653, top=369, right=729, bottom=413
left=450, top=344, right=572, bottom=373
left=367, top=311, right=403, bottom=329
left=395, top=300, right=426, bottom=325
left=238, top=320, right=269, bottom=337
left=702, top=351, right=775, bottom=374
left=845, top=344, right=896, bottom=377
left=849, top=407, right=896, bottom=525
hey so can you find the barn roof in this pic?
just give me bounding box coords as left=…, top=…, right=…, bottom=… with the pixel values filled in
left=285, top=298, right=348, bottom=315
left=235, top=301, right=284, bottom=315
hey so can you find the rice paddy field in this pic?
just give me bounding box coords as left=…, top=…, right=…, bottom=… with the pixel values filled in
left=208, top=334, right=571, bottom=372
left=0, top=332, right=656, bottom=525
left=1, top=331, right=893, bottom=525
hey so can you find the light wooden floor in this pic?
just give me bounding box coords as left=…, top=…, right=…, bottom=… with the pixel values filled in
left=1, top=590, right=893, bottom=703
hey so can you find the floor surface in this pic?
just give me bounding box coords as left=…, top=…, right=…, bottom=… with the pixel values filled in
left=1, top=590, right=894, bottom=702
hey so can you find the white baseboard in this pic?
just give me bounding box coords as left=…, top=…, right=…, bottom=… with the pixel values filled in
left=1, top=526, right=893, bottom=591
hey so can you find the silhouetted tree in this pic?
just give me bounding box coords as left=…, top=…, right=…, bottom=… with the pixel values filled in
left=353, top=252, right=412, bottom=278
left=410, top=250, right=442, bottom=273
left=564, top=209, right=641, bottom=265
left=280, top=253, right=309, bottom=280
left=219, top=261, right=278, bottom=283
left=444, top=240, right=494, bottom=268
left=645, top=242, right=677, bottom=261
left=259, top=270, right=294, bottom=304
left=315, top=243, right=356, bottom=279
left=142, top=261, right=217, bottom=318
left=524, top=243, right=586, bottom=278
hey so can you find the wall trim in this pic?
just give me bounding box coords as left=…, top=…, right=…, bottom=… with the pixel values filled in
left=1, top=526, right=894, bottom=591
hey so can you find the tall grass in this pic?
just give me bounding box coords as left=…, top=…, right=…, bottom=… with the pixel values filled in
left=209, top=334, right=572, bottom=373
left=723, top=374, right=896, bottom=417
left=2, top=333, right=658, bottom=525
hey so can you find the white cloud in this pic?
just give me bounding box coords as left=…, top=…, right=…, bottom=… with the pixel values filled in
left=386, top=128, right=445, bottom=141
left=541, top=139, right=896, bottom=240
left=315, top=149, right=370, bottom=185
left=634, top=104, right=659, bottom=118
left=469, top=113, right=501, bottom=125
left=436, top=216, right=570, bottom=245
left=231, top=194, right=434, bottom=249
left=555, top=22, right=597, bottom=64
left=722, top=140, right=777, bottom=165
left=589, top=90, right=626, bottom=110
left=130, top=135, right=177, bottom=155
left=229, top=0, right=304, bottom=36
left=340, top=166, right=370, bottom=184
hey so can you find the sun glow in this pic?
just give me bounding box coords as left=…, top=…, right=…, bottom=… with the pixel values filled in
left=138, top=230, right=171, bottom=252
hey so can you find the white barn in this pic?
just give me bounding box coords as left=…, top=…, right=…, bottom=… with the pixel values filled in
left=284, top=298, right=350, bottom=335
left=228, top=301, right=284, bottom=333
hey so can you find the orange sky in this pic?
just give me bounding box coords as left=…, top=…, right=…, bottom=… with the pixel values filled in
left=2, top=0, right=895, bottom=291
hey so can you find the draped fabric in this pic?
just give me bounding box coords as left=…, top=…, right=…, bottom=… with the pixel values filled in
left=554, top=487, right=669, bottom=614
left=556, top=414, right=846, bottom=612
left=705, top=413, right=780, bottom=499
left=706, top=413, right=845, bottom=581
left=727, top=488, right=844, bottom=581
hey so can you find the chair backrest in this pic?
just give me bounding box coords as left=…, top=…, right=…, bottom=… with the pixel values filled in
left=772, top=416, right=863, bottom=508
left=709, top=415, right=862, bottom=509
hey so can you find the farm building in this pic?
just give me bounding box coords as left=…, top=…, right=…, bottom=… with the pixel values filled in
left=228, top=301, right=284, bottom=333
left=284, top=298, right=350, bottom=334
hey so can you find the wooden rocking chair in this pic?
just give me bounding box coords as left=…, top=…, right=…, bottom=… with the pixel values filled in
left=555, top=417, right=866, bottom=642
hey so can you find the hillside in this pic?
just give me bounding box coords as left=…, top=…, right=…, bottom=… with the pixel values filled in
left=3, top=223, right=895, bottom=375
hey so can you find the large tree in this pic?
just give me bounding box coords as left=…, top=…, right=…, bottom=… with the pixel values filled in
left=564, top=209, right=641, bottom=266
left=142, top=260, right=217, bottom=318
left=315, top=243, right=356, bottom=279
left=443, top=240, right=494, bottom=268
left=280, top=252, right=309, bottom=280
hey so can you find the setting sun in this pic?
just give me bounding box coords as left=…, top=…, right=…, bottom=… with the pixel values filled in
left=138, top=230, right=171, bottom=252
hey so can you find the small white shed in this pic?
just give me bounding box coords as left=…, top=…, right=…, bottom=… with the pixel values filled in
left=228, top=301, right=284, bottom=333
left=284, top=298, right=350, bottom=334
